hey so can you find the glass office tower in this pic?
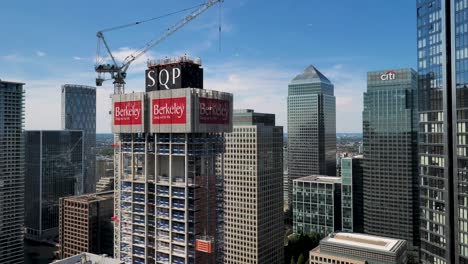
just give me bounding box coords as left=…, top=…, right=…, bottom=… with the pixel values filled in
left=292, top=176, right=342, bottom=237
left=0, top=80, right=25, bottom=264
left=363, top=69, right=419, bottom=257
left=341, top=156, right=364, bottom=233
left=25, top=130, right=84, bottom=241
left=287, top=66, right=336, bottom=205
left=417, top=1, right=468, bottom=262
left=62, top=84, right=96, bottom=193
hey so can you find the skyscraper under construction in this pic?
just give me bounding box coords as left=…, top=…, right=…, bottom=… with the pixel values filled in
left=112, top=56, right=232, bottom=264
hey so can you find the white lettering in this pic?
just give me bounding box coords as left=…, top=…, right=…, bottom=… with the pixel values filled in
left=380, top=71, right=396, bottom=81
left=159, top=69, right=170, bottom=89
left=153, top=102, right=185, bottom=118
left=147, top=70, right=156, bottom=87
left=115, top=103, right=141, bottom=120
left=172, top=68, right=181, bottom=84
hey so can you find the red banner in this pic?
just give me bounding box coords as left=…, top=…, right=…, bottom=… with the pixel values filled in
left=196, top=239, right=212, bottom=253
left=152, top=97, right=187, bottom=124
left=199, top=98, right=230, bottom=125
left=114, top=101, right=142, bottom=125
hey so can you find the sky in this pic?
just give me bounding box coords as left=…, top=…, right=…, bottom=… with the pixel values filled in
left=0, top=0, right=416, bottom=133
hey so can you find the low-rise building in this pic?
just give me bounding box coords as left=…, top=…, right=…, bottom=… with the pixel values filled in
left=59, top=191, right=114, bottom=259
left=293, top=176, right=341, bottom=237
left=309, top=232, right=407, bottom=264
left=52, top=253, right=122, bottom=264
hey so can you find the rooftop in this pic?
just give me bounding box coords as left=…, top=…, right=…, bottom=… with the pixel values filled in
left=294, top=175, right=341, bottom=184
left=51, top=253, right=123, bottom=264
left=0, top=79, right=25, bottom=85
left=322, top=232, right=405, bottom=253
left=291, top=65, right=331, bottom=84
left=64, top=191, right=114, bottom=203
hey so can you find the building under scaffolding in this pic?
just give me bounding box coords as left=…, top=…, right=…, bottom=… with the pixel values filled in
left=112, top=59, right=232, bottom=264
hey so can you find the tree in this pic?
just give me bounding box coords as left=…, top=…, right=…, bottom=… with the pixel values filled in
left=297, top=253, right=305, bottom=264
left=290, top=256, right=296, bottom=264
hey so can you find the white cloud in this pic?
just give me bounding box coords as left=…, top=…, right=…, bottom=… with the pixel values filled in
left=2, top=54, right=27, bottom=63
left=205, top=62, right=366, bottom=133
left=19, top=59, right=366, bottom=134
left=73, top=56, right=85, bottom=61
left=36, top=51, right=46, bottom=57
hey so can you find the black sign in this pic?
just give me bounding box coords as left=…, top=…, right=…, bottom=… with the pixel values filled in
left=145, top=63, right=203, bottom=91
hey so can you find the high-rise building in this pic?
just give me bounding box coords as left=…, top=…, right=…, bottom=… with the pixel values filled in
left=59, top=191, right=114, bottom=259
left=223, top=109, right=284, bottom=264
left=0, top=80, right=25, bottom=264
left=362, top=69, right=419, bottom=254
left=112, top=57, right=232, bottom=264
left=341, top=156, right=364, bottom=233
left=25, top=130, right=84, bottom=241
left=416, top=1, right=468, bottom=263
left=287, top=66, right=336, bottom=196
left=293, top=176, right=342, bottom=237
left=62, top=84, right=96, bottom=193
left=309, top=232, right=408, bottom=264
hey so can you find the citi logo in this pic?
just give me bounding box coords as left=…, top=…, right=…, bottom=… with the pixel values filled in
left=380, top=71, right=396, bottom=81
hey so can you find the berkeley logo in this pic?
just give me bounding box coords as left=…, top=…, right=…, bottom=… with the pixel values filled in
left=114, top=101, right=142, bottom=125
left=380, top=70, right=396, bottom=81
left=199, top=98, right=230, bottom=125
left=152, top=97, right=187, bottom=124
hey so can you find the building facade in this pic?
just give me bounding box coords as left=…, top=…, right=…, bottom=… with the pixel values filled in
left=62, top=84, right=96, bottom=193
left=416, top=1, right=468, bottom=262
left=0, top=80, right=25, bottom=264
left=309, top=233, right=408, bottom=264
left=59, top=191, right=114, bottom=259
left=288, top=66, right=336, bottom=207
left=288, top=65, right=336, bottom=178
left=113, top=56, right=232, bottom=264
left=223, top=109, right=284, bottom=264
left=25, top=130, right=84, bottom=241
left=293, top=176, right=341, bottom=237
left=341, top=156, right=364, bottom=233
left=362, top=69, right=419, bottom=253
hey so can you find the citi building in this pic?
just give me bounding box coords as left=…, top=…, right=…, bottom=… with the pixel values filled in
left=112, top=57, right=232, bottom=264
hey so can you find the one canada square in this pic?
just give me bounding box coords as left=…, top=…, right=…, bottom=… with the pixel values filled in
left=287, top=65, right=336, bottom=189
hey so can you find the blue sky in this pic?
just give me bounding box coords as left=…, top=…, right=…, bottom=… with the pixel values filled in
left=0, top=0, right=416, bottom=133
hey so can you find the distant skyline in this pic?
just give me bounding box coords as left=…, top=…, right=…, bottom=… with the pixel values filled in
left=0, top=0, right=416, bottom=133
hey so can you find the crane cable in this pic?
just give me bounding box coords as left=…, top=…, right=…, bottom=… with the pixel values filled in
left=99, top=3, right=206, bottom=33
left=95, top=2, right=207, bottom=67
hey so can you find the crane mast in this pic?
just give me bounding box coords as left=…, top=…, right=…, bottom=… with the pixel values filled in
left=95, top=0, right=222, bottom=95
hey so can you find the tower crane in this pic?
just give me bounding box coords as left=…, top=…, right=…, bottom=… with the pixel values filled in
left=95, top=0, right=223, bottom=95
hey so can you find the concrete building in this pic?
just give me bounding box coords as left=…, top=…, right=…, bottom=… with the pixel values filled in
left=223, top=109, right=284, bottom=264
left=25, top=130, right=84, bottom=241
left=62, top=84, right=96, bottom=193
left=59, top=191, right=114, bottom=259
left=362, top=69, right=419, bottom=255
left=0, top=80, right=25, bottom=264
left=52, top=253, right=123, bottom=264
left=341, top=156, right=364, bottom=233
left=96, top=177, right=114, bottom=192
left=112, top=57, right=232, bottom=264
left=293, top=176, right=341, bottom=237
left=309, top=232, right=407, bottom=264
